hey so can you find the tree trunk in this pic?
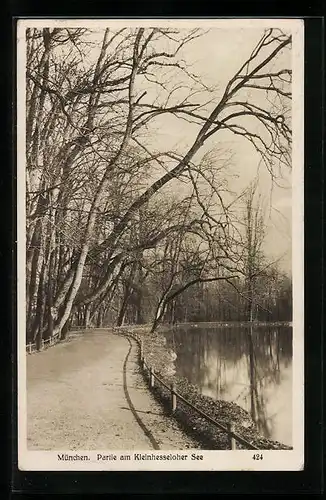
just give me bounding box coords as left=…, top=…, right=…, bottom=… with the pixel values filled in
left=135, top=288, right=144, bottom=324
left=84, top=306, right=91, bottom=328
left=96, top=308, right=103, bottom=327
left=32, top=261, right=46, bottom=347
left=151, top=300, right=167, bottom=333
left=60, top=318, right=70, bottom=340
left=116, top=290, right=130, bottom=326
left=54, top=244, right=89, bottom=335
left=46, top=277, right=54, bottom=339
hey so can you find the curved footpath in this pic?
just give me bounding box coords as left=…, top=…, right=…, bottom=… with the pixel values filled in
left=27, top=329, right=201, bottom=450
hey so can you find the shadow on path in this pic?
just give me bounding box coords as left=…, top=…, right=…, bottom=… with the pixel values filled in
left=122, top=336, right=160, bottom=450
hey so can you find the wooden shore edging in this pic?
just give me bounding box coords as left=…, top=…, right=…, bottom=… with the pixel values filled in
left=113, top=326, right=259, bottom=451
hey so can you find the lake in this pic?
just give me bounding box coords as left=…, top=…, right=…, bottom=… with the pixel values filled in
left=164, top=324, right=292, bottom=446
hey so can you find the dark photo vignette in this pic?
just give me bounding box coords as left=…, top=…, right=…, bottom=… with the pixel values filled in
left=5, top=5, right=324, bottom=496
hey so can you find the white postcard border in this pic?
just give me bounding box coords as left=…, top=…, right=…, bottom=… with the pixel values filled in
left=17, top=17, right=304, bottom=472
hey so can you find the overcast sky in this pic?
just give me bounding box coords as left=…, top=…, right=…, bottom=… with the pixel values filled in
left=135, top=27, right=293, bottom=272
left=23, top=21, right=294, bottom=273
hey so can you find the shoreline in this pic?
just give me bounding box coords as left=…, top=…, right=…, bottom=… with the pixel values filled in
left=115, top=325, right=292, bottom=451
left=171, top=321, right=292, bottom=329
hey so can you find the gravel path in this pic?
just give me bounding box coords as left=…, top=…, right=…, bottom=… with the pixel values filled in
left=27, top=330, right=201, bottom=451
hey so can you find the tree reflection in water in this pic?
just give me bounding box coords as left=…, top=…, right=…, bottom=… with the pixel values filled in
left=166, top=325, right=293, bottom=445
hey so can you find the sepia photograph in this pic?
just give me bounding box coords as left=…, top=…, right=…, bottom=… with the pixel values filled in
left=17, top=18, right=304, bottom=471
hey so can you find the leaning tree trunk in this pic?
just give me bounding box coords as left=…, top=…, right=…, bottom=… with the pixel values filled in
left=116, top=282, right=134, bottom=327
left=151, top=299, right=168, bottom=333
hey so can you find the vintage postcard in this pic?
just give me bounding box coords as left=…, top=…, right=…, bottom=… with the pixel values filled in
left=17, top=18, right=304, bottom=471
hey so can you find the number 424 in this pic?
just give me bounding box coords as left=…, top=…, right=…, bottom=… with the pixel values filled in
left=252, top=454, right=264, bottom=460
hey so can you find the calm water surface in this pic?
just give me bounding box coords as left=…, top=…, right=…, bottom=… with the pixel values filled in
left=164, top=325, right=292, bottom=446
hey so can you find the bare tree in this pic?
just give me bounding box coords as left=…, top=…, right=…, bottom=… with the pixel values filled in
left=25, top=27, right=291, bottom=342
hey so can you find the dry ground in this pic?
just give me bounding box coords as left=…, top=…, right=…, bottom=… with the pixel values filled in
left=27, top=330, right=201, bottom=450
